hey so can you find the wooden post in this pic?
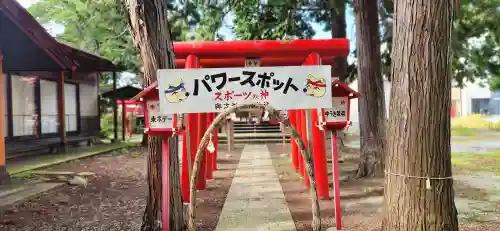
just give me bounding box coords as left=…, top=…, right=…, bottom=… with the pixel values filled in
left=227, top=119, right=233, bottom=151
left=212, top=114, right=218, bottom=171
left=0, top=50, right=10, bottom=185
left=330, top=130, right=342, bottom=230
left=289, top=110, right=299, bottom=171
left=122, top=101, right=126, bottom=141
left=196, top=113, right=207, bottom=190
left=58, top=72, right=67, bottom=152
left=205, top=113, right=213, bottom=180
left=112, top=71, right=118, bottom=142
left=129, top=110, right=133, bottom=137
left=182, top=54, right=199, bottom=202
left=161, top=134, right=171, bottom=231
left=305, top=52, right=329, bottom=199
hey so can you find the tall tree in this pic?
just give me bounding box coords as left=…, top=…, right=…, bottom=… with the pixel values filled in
left=353, top=0, right=386, bottom=177
left=125, top=0, right=183, bottom=230
left=195, top=3, right=226, bottom=41
left=454, top=0, right=499, bottom=88
left=29, top=0, right=203, bottom=75
left=383, top=0, right=459, bottom=230
left=232, top=0, right=315, bottom=40
left=29, top=0, right=141, bottom=74
left=307, top=0, right=350, bottom=82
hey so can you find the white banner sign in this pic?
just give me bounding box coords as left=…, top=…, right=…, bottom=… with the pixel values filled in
left=158, top=65, right=332, bottom=114
left=325, top=97, right=348, bottom=123
left=147, top=101, right=176, bottom=129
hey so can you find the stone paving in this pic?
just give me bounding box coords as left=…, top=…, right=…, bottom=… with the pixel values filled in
left=215, top=144, right=296, bottom=231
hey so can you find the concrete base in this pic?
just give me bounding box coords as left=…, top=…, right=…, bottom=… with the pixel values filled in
left=0, top=165, right=11, bottom=186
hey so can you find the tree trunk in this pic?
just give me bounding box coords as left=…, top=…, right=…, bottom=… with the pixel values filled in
left=0, top=166, right=10, bottom=186
left=382, top=0, right=458, bottom=230
left=125, top=0, right=184, bottom=230
left=353, top=0, right=386, bottom=178
left=330, top=0, right=348, bottom=160
left=142, top=133, right=148, bottom=147
left=330, top=0, right=347, bottom=82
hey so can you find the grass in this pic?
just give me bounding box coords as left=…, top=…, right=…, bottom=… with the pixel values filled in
left=452, top=114, right=500, bottom=132
left=452, top=151, right=500, bottom=175
left=451, top=127, right=477, bottom=136
left=7, top=142, right=137, bottom=175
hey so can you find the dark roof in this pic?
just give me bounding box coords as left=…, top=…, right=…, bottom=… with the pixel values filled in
left=332, top=79, right=360, bottom=98
left=58, top=42, right=120, bottom=73
left=131, top=82, right=158, bottom=101
left=0, top=0, right=119, bottom=73
left=101, top=85, right=143, bottom=100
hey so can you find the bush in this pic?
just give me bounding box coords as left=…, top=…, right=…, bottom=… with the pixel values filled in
left=100, top=112, right=144, bottom=139
left=451, top=114, right=500, bottom=131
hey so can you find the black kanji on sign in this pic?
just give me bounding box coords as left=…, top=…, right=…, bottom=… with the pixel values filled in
left=240, top=71, right=256, bottom=87
left=193, top=77, right=213, bottom=96
left=325, top=110, right=346, bottom=117
left=256, top=72, right=273, bottom=88
left=150, top=116, right=157, bottom=123
left=282, top=78, right=299, bottom=94
left=223, top=103, right=230, bottom=109
left=215, top=103, right=222, bottom=110
left=210, top=73, right=227, bottom=90
left=272, top=79, right=284, bottom=90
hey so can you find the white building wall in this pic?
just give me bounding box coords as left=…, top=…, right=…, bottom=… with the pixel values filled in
left=345, top=79, right=391, bottom=134
left=459, top=81, right=492, bottom=116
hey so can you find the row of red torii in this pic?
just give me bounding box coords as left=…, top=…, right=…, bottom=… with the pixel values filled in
left=124, top=39, right=359, bottom=231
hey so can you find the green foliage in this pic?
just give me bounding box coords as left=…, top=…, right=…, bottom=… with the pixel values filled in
left=28, top=0, right=141, bottom=74
left=100, top=112, right=143, bottom=139
left=232, top=0, right=315, bottom=40
left=28, top=0, right=204, bottom=78
left=454, top=0, right=500, bottom=89
left=100, top=112, right=115, bottom=139
left=452, top=114, right=500, bottom=131
left=195, top=4, right=227, bottom=41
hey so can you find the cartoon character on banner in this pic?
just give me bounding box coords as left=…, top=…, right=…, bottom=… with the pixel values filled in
left=303, top=74, right=327, bottom=98
left=164, top=78, right=190, bottom=103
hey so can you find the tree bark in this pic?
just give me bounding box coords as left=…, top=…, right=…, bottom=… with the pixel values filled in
left=125, top=0, right=184, bottom=230
left=329, top=0, right=348, bottom=161
left=0, top=166, right=10, bottom=186
left=382, top=0, right=458, bottom=231
left=330, top=0, right=347, bottom=82
left=353, top=0, right=386, bottom=178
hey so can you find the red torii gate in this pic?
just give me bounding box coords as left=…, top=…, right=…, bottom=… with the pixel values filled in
left=169, top=39, right=349, bottom=200
left=133, top=39, right=350, bottom=231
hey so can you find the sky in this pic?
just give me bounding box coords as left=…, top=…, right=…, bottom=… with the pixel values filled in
left=18, top=0, right=356, bottom=86
left=18, top=0, right=356, bottom=49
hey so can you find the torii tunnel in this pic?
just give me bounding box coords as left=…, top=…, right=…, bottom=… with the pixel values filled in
left=132, top=40, right=351, bottom=231
left=163, top=39, right=350, bottom=202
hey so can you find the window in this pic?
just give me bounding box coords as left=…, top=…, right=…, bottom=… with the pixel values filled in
left=65, top=83, right=78, bottom=132
left=471, top=98, right=490, bottom=114
left=11, top=76, right=36, bottom=136
left=40, top=80, right=58, bottom=134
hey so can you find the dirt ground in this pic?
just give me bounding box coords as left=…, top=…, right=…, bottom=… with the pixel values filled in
left=0, top=145, right=242, bottom=231
left=1, top=141, right=497, bottom=231
left=267, top=142, right=500, bottom=231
